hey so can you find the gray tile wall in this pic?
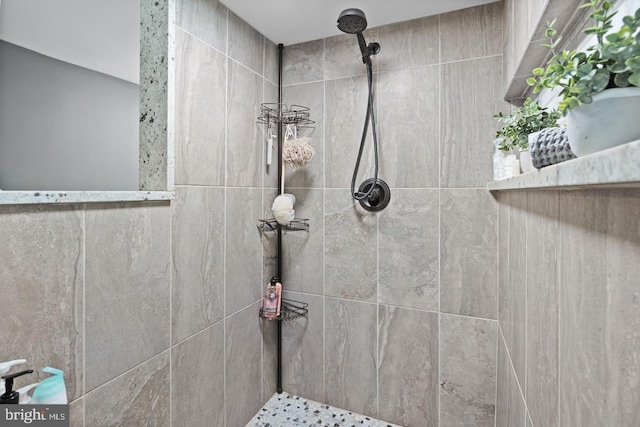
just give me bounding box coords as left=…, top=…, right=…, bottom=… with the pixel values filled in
left=279, top=3, right=503, bottom=426
left=0, top=0, right=277, bottom=426
left=496, top=189, right=640, bottom=427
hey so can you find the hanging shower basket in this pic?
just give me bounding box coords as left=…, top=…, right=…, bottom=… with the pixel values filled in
left=257, top=218, right=309, bottom=233
left=259, top=298, right=309, bottom=321
left=257, top=103, right=315, bottom=127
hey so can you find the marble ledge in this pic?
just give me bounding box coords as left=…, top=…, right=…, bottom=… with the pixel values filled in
left=488, top=139, right=640, bottom=192
left=0, top=190, right=174, bottom=205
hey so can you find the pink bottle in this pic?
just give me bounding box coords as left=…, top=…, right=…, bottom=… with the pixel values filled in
left=263, top=278, right=282, bottom=319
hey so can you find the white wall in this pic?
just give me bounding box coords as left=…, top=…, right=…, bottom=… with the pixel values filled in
left=0, top=0, right=139, bottom=83
left=0, top=0, right=140, bottom=191
left=0, top=41, right=139, bottom=191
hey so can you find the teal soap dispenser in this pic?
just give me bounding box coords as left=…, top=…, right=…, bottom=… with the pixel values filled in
left=32, top=367, right=67, bottom=405
left=0, top=370, right=34, bottom=404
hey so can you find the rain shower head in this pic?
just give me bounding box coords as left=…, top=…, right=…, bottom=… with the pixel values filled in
left=337, top=8, right=368, bottom=34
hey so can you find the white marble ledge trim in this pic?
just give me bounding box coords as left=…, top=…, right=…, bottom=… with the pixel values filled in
left=487, top=139, right=640, bottom=191
left=0, top=190, right=174, bottom=205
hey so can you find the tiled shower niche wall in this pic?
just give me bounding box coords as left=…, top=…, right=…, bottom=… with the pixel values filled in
left=496, top=189, right=640, bottom=427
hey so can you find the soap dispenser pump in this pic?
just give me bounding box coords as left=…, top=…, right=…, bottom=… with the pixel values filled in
left=0, top=370, right=33, bottom=404
left=0, top=360, right=27, bottom=395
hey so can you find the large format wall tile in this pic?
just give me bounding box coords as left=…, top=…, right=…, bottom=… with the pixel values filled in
left=325, top=29, right=377, bottom=80
left=226, top=188, right=262, bottom=315
left=325, top=190, right=377, bottom=301
left=441, top=55, right=505, bottom=187
left=281, top=189, right=324, bottom=295
left=264, top=40, right=279, bottom=84
left=505, top=192, right=526, bottom=388
left=513, top=0, right=530, bottom=67
left=377, top=15, right=439, bottom=72
left=69, top=398, right=84, bottom=427
left=85, top=203, right=170, bottom=391
left=377, top=66, right=440, bottom=188
left=175, top=29, right=226, bottom=186
left=283, top=40, right=324, bottom=85
left=0, top=205, right=83, bottom=400
left=85, top=352, right=170, bottom=427
left=496, top=331, right=509, bottom=427
left=441, top=2, right=503, bottom=62
left=441, top=189, right=497, bottom=319
left=325, top=75, right=373, bottom=189
left=227, top=59, right=263, bottom=187
left=171, top=323, right=224, bottom=427
left=440, top=314, right=497, bottom=427
left=282, top=292, right=324, bottom=402
left=325, top=298, right=377, bottom=417
left=228, top=11, right=264, bottom=74
left=263, top=82, right=280, bottom=189
left=262, top=310, right=278, bottom=401
left=497, top=192, right=510, bottom=330
left=502, top=0, right=517, bottom=91
left=378, top=189, right=439, bottom=310
left=507, top=356, right=526, bottom=427
left=172, top=186, right=225, bottom=344
left=558, top=190, right=640, bottom=426
left=262, top=188, right=279, bottom=285
left=378, top=306, right=439, bottom=427
left=283, top=82, right=325, bottom=189
left=525, top=191, right=559, bottom=427
left=176, top=0, right=228, bottom=53
left=226, top=302, right=263, bottom=427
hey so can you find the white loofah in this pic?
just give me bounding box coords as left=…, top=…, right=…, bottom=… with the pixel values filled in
left=272, top=194, right=296, bottom=225
left=283, top=136, right=314, bottom=169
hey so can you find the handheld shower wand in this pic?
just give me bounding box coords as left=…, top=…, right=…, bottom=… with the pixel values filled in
left=337, top=8, right=381, bottom=67
left=337, top=8, right=390, bottom=212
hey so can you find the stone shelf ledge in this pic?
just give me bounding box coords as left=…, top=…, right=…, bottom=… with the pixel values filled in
left=488, top=139, right=640, bottom=191
left=0, top=190, right=174, bottom=205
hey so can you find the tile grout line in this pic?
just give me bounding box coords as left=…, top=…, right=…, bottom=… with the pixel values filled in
left=168, top=196, right=173, bottom=426
left=494, top=192, right=501, bottom=427
left=556, top=192, right=563, bottom=427
left=437, top=15, right=442, bottom=423
left=524, top=192, right=529, bottom=424
left=83, top=350, right=171, bottom=399
left=285, top=289, right=500, bottom=322
left=223, top=8, right=229, bottom=427
left=322, top=37, right=327, bottom=403
left=82, top=207, right=86, bottom=426
left=175, top=25, right=266, bottom=83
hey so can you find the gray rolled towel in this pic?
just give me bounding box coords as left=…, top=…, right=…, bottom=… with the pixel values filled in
left=529, top=127, right=576, bottom=169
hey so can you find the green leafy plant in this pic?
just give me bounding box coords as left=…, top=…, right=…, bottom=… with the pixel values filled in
left=528, top=1, right=640, bottom=114
left=494, top=98, right=561, bottom=151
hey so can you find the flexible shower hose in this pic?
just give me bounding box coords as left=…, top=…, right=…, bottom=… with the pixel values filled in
left=351, top=61, right=379, bottom=201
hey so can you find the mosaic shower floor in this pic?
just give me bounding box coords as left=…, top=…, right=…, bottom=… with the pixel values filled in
left=247, top=392, right=402, bottom=427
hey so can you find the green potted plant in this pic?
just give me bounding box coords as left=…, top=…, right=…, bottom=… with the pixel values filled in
left=494, top=98, right=561, bottom=172
left=528, top=0, right=640, bottom=157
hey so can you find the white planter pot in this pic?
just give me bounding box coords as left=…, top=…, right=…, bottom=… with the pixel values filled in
left=567, top=87, right=640, bottom=157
